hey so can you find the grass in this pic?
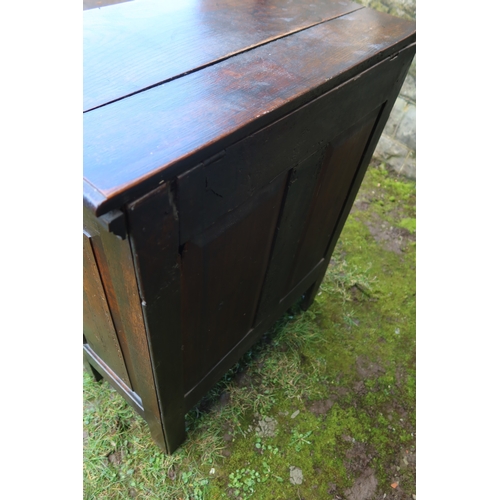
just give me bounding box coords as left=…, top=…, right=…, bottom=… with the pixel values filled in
left=83, top=163, right=416, bottom=499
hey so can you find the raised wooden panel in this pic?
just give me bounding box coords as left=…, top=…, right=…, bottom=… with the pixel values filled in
left=180, top=171, right=288, bottom=392
left=83, top=233, right=131, bottom=388
left=254, top=149, right=325, bottom=325
left=287, top=107, right=381, bottom=292
left=254, top=107, right=381, bottom=325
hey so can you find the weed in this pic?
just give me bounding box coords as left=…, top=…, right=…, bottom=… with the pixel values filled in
left=227, top=468, right=260, bottom=498
left=289, top=429, right=313, bottom=452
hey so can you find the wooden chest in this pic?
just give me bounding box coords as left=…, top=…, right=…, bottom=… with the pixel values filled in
left=83, top=0, right=416, bottom=454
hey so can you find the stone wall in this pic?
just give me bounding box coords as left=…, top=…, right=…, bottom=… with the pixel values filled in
left=355, top=0, right=416, bottom=179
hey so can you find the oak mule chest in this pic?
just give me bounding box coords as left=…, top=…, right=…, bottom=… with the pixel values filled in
left=83, top=0, right=416, bottom=454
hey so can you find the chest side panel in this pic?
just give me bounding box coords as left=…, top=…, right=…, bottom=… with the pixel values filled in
left=83, top=206, right=166, bottom=448
left=83, top=233, right=132, bottom=388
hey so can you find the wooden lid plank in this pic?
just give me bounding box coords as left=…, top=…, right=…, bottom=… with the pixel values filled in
left=84, top=0, right=362, bottom=111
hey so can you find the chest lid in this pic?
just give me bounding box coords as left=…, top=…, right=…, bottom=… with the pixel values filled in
left=84, top=0, right=364, bottom=112
left=84, top=0, right=415, bottom=215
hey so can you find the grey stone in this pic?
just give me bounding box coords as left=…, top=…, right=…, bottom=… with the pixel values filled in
left=353, top=0, right=416, bottom=180
left=399, top=151, right=416, bottom=179
left=408, top=56, right=416, bottom=78
left=374, top=134, right=408, bottom=171
left=383, top=97, right=406, bottom=137
left=400, top=73, right=416, bottom=103
left=395, top=103, right=416, bottom=151
left=289, top=466, right=303, bottom=485
left=255, top=416, right=278, bottom=438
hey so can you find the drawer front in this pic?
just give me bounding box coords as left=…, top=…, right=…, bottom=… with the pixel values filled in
left=83, top=232, right=131, bottom=388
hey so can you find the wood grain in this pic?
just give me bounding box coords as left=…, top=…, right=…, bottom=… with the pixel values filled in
left=83, top=7, right=415, bottom=215
left=180, top=171, right=287, bottom=392
left=253, top=149, right=326, bottom=326
left=84, top=205, right=166, bottom=450
left=287, top=108, right=380, bottom=291
left=182, top=45, right=415, bottom=412
left=83, top=233, right=132, bottom=388
left=172, top=43, right=415, bottom=249
left=127, top=183, right=186, bottom=454
left=84, top=0, right=361, bottom=111
left=84, top=344, right=145, bottom=418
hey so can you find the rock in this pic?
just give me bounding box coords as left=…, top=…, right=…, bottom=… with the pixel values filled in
left=395, top=103, right=416, bottom=151
left=289, top=466, right=303, bottom=485
left=383, top=97, right=407, bottom=137
left=399, top=150, right=416, bottom=179
left=255, top=416, right=278, bottom=438
left=107, top=450, right=124, bottom=465
left=374, top=135, right=408, bottom=173
left=400, top=73, right=416, bottom=103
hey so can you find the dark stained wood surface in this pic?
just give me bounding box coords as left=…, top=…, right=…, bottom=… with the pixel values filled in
left=182, top=43, right=415, bottom=413
left=83, top=7, right=415, bottom=215
left=286, top=108, right=380, bottom=292
left=175, top=41, right=414, bottom=249
left=83, top=0, right=416, bottom=453
left=126, top=183, right=186, bottom=454
left=322, top=49, right=415, bottom=274
left=83, top=233, right=132, bottom=388
left=184, top=256, right=328, bottom=411
left=253, top=149, right=327, bottom=326
left=84, top=0, right=362, bottom=111
left=84, top=209, right=137, bottom=392
left=84, top=344, right=145, bottom=418
left=83, top=205, right=166, bottom=450
left=180, top=171, right=287, bottom=392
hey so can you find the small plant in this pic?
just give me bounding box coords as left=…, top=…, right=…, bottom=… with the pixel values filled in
left=290, top=429, right=313, bottom=452
left=261, top=461, right=284, bottom=483
left=228, top=468, right=260, bottom=498
left=255, top=437, right=279, bottom=455
left=181, top=471, right=210, bottom=500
